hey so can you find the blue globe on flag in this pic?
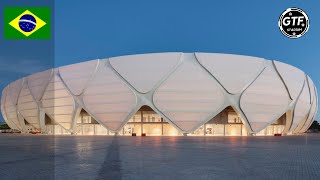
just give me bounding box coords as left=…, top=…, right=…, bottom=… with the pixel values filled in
left=19, top=14, right=37, bottom=32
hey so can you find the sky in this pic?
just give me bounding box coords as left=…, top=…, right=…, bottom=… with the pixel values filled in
left=1, top=0, right=320, bottom=122
left=0, top=0, right=54, bottom=123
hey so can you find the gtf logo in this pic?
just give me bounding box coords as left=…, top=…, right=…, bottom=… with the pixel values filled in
left=278, top=8, right=309, bottom=39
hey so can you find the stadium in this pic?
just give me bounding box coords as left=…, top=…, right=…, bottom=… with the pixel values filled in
left=1, top=53, right=318, bottom=136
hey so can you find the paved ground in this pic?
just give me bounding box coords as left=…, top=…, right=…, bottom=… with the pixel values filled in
left=0, top=134, right=320, bottom=180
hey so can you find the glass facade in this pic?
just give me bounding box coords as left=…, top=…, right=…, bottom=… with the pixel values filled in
left=142, top=111, right=162, bottom=122
left=44, top=106, right=286, bottom=136
left=256, top=115, right=286, bottom=136
left=123, top=124, right=141, bottom=135
left=143, top=124, right=162, bottom=136
left=128, top=111, right=142, bottom=122
left=163, top=124, right=181, bottom=136
left=75, top=110, right=106, bottom=135
left=205, top=124, right=224, bottom=136
left=228, top=112, right=242, bottom=123
left=46, top=125, right=70, bottom=135
left=127, top=106, right=182, bottom=136
left=225, top=124, right=242, bottom=136
left=190, top=125, right=205, bottom=136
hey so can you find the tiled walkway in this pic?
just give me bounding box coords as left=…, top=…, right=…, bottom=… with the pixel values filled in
left=0, top=134, right=320, bottom=180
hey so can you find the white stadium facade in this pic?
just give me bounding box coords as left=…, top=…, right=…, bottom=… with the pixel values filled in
left=1, top=53, right=318, bottom=136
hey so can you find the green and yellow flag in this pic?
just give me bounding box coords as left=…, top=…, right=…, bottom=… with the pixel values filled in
left=4, top=7, right=50, bottom=39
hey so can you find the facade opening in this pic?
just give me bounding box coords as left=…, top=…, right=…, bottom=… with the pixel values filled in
left=76, top=109, right=109, bottom=135
left=122, top=106, right=182, bottom=136
left=190, top=106, right=248, bottom=136
left=46, top=106, right=287, bottom=136
left=256, top=114, right=286, bottom=136
left=24, top=119, right=35, bottom=132
left=45, top=114, right=69, bottom=135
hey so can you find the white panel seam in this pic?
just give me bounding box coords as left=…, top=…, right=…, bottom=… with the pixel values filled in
left=109, top=53, right=186, bottom=133
left=80, top=60, right=115, bottom=132
left=13, top=79, right=25, bottom=130
left=238, top=66, right=267, bottom=133
left=37, top=69, right=54, bottom=101
left=300, top=85, right=318, bottom=132
left=288, top=78, right=307, bottom=132
left=41, top=70, right=72, bottom=131
left=81, top=60, right=100, bottom=96
left=180, top=53, right=230, bottom=132
left=26, top=77, right=41, bottom=130
left=56, top=70, right=77, bottom=132
left=272, top=60, right=293, bottom=100
left=1, top=87, right=11, bottom=128
left=296, top=77, right=315, bottom=132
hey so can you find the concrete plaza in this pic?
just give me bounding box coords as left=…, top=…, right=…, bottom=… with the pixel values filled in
left=0, top=134, right=320, bottom=180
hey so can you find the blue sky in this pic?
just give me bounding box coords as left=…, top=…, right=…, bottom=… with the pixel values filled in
left=0, top=0, right=54, bottom=123
left=55, top=0, right=320, bottom=119
left=1, top=0, right=319, bottom=122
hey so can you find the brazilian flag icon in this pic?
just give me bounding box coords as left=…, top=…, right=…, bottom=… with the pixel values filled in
left=4, top=7, right=50, bottom=39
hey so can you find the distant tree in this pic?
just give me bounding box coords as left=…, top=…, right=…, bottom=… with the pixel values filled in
left=0, top=123, right=10, bottom=130
left=308, top=121, right=320, bottom=130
